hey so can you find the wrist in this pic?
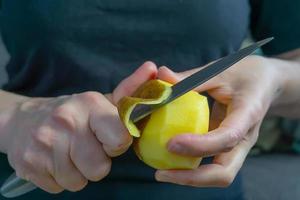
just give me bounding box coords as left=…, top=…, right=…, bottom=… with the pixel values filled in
left=267, top=58, right=288, bottom=105
left=267, top=57, right=300, bottom=117
left=0, top=92, right=30, bottom=154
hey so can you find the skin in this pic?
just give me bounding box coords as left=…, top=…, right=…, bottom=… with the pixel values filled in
left=154, top=50, right=300, bottom=187
left=0, top=62, right=157, bottom=193
left=0, top=49, right=300, bottom=192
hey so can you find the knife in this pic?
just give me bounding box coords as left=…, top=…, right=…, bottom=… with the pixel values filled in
left=0, top=37, right=273, bottom=198
left=130, top=37, right=273, bottom=122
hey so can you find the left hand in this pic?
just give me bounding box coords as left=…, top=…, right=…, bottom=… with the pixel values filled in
left=154, top=55, right=284, bottom=187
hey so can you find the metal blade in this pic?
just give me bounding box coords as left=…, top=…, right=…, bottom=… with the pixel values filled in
left=130, top=37, right=273, bottom=122
left=0, top=173, right=37, bottom=198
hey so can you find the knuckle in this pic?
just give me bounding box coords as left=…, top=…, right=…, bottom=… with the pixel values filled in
left=117, top=133, right=133, bottom=151
left=51, top=105, right=76, bottom=132
left=67, top=179, right=88, bottom=192
left=19, top=98, right=43, bottom=112
left=226, top=127, right=243, bottom=149
left=78, top=91, right=103, bottom=105
left=104, top=140, right=131, bottom=157
left=33, top=127, right=55, bottom=149
left=217, top=172, right=235, bottom=187
left=21, top=150, right=35, bottom=169
left=54, top=170, right=88, bottom=192
left=31, top=178, right=64, bottom=194
left=249, top=104, right=264, bottom=123
left=89, top=159, right=112, bottom=181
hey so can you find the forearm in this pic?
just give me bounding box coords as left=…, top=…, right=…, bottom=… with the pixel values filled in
left=0, top=90, right=29, bottom=153
left=269, top=53, right=300, bottom=118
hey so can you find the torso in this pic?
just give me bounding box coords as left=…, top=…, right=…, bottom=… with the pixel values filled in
left=0, top=1, right=249, bottom=199
left=1, top=0, right=249, bottom=96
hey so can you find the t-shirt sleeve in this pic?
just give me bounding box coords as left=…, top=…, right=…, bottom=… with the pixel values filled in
left=250, top=0, right=300, bottom=56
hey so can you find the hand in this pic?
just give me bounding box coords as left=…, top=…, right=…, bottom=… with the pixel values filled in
left=0, top=62, right=158, bottom=193
left=154, top=55, right=283, bottom=187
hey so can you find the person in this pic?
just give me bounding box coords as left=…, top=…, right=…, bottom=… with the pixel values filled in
left=0, top=0, right=299, bottom=199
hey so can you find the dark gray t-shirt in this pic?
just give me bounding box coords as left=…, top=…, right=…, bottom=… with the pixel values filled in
left=0, top=0, right=299, bottom=199
left=1, top=0, right=251, bottom=96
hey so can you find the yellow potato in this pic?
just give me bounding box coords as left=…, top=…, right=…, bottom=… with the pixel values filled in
left=118, top=80, right=209, bottom=169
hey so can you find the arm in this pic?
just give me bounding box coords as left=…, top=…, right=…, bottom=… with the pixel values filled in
left=269, top=49, right=300, bottom=118
left=0, top=90, right=29, bottom=153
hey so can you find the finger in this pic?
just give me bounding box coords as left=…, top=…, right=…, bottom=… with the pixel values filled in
left=89, top=99, right=132, bottom=157
left=23, top=172, right=64, bottom=194
left=70, top=129, right=111, bottom=182
left=209, top=101, right=227, bottom=131
left=112, top=61, right=158, bottom=104
left=157, top=66, right=185, bottom=83
left=13, top=152, right=64, bottom=194
left=156, top=126, right=257, bottom=187
left=157, top=66, right=221, bottom=92
left=167, top=100, right=258, bottom=157
left=52, top=132, right=88, bottom=192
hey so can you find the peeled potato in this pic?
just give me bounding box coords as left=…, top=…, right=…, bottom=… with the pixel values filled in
left=118, top=79, right=209, bottom=169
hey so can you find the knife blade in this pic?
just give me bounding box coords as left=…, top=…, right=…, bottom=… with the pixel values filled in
left=0, top=37, right=273, bottom=198
left=130, top=37, right=273, bottom=123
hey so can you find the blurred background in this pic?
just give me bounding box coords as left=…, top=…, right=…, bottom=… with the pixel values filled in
left=0, top=32, right=299, bottom=200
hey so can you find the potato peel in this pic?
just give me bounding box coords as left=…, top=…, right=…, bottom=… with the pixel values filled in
left=118, top=80, right=172, bottom=137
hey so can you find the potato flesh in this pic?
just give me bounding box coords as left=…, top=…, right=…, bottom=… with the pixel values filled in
left=136, top=90, right=209, bottom=169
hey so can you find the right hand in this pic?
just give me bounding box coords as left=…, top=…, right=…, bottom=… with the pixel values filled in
left=0, top=62, right=158, bottom=193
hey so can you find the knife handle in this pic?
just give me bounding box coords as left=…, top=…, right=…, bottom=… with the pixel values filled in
left=1, top=172, right=37, bottom=198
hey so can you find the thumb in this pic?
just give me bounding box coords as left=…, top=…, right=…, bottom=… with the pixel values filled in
left=112, top=61, right=158, bottom=104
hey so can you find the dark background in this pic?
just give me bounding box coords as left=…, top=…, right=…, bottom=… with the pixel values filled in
left=0, top=33, right=299, bottom=200
left=0, top=32, right=8, bottom=86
